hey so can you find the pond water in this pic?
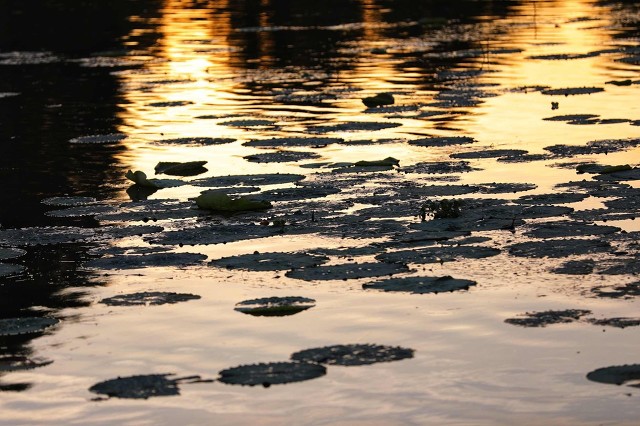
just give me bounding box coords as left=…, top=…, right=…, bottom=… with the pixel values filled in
left=1, top=0, right=640, bottom=424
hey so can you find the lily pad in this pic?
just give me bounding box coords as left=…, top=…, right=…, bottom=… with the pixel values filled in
left=218, top=362, right=326, bottom=386
left=243, top=137, right=342, bottom=148
left=403, top=161, right=478, bottom=174
left=154, top=161, right=207, bottom=176
left=523, top=221, right=620, bottom=238
left=0, top=263, right=25, bottom=277
left=552, top=260, right=595, bottom=275
left=45, top=205, right=116, bottom=218
left=151, top=137, right=236, bottom=146
left=146, top=223, right=282, bottom=246
left=541, top=87, right=604, bottom=96
left=0, top=317, right=59, bottom=336
left=260, top=186, right=340, bottom=201
left=191, top=173, right=305, bottom=187
left=507, top=239, right=611, bottom=258
left=363, top=276, right=476, bottom=294
left=591, top=282, right=640, bottom=299
left=89, top=374, right=186, bottom=399
left=594, top=168, right=640, bottom=182
left=83, top=253, right=206, bottom=270
left=504, top=309, right=591, bottom=327
left=515, top=193, right=588, bottom=204
left=285, top=262, right=409, bottom=281
left=41, top=196, right=96, bottom=207
left=307, top=122, right=402, bottom=133
left=354, top=157, right=400, bottom=167
left=210, top=252, right=328, bottom=271
left=0, top=248, right=26, bottom=261
left=450, top=149, right=528, bottom=159
left=69, top=133, right=127, bottom=144
left=100, top=291, right=201, bottom=306
left=0, top=356, right=53, bottom=372
left=234, top=296, right=316, bottom=316
left=407, top=136, right=476, bottom=147
left=220, top=119, right=276, bottom=127
left=244, top=151, right=321, bottom=163
left=195, top=191, right=272, bottom=212
left=125, top=170, right=183, bottom=189
left=587, top=318, right=640, bottom=328
left=362, top=93, right=394, bottom=108
left=587, top=365, right=640, bottom=387
left=376, top=246, right=500, bottom=264
left=148, top=100, right=193, bottom=107
left=290, top=344, right=414, bottom=366
left=0, top=226, right=95, bottom=246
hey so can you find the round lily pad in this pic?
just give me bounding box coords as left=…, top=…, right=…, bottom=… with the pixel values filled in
left=285, top=262, right=409, bottom=281
left=591, top=282, right=640, bottom=298
left=191, top=173, right=305, bottom=188
left=376, top=246, right=500, bottom=264
left=83, top=252, right=206, bottom=270
left=151, top=137, right=236, bottom=146
left=0, top=356, right=53, bottom=372
left=0, top=248, right=26, bottom=261
left=244, top=151, right=321, bottom=163
left=218, top=362, right=326, bottom=387
left=541, top=87, right=604, bottom=96
left=147, top=224, right=282, bottom=246
left=234, top=297, right=316, bottom=316
left=363, top=276, right=476, bottom=294
left=403, top=161, right=478, bottom=174
left=243, top=137, right=342, bottom=148
left=148, top=100, right=193, bottom=107
left=407, top=136, right=476, bottom=147
left=587, top=365, right=640, bottom=387
left=0, top=226, right=96, bottom=246
left=220, top=119, right=276, bottom=127
left=100, top=292, right=201, bottom=306
left=41, top=196, right=97, bottom=207
left=307, top=122, right=402, bottom=133
left=588, top=318, right=640, bottom=328
left=0, top=263, right=25, bottom=277
left=507, top=239, right=611, bottom=258
left=0, top=317, right=59, bottom=336
left=89, top=374, right=181, bottom=399
left=450, top=149, right=528, bottom=159
left=69, top=133, right=127, bottom=144
left=552, top=260, right=595, bottom=275
left=504, top=309, right=591, bottom=327
left=210, top=252, right=328, bottom=271
left=290, top=344, right=414, bottom=366
left=515, top=193, right=588, bottom=205
left=523, top=221, right=620, bottom=239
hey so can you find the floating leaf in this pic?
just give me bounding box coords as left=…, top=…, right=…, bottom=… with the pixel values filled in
left=0, top=356, right=53, bottom=372
left=210, top=252, right=328, bottom=271
left=218, top=362, right=326, bottom=387
left=89, top=374, right=183, bottom=399
left=195, top=191, right=272, bottom=212
left=291, top=344, right=414, bottom=366
left=587, top=365, right=640, bottom=387
left=285, top=262, right=409, bottom=281
left=234, top=297, right=316, bottom=317
left=100, top=291, right=201, bottom=306
left=154, top=161, right=208, bottom=176
left=363, top=276, right=476, bottom=294
left=0, top=248, right=26, bottom=261
left=354, top=157, right=400, bottom=167
left=504, top=309, right=591, bottom=327
left=362, top=92, right=395, bottom=108
left=0, top=263, right=25, bottom=277
left=0, top=317, right=59, bottom=336
left=83, top=253, right=206, bottom=270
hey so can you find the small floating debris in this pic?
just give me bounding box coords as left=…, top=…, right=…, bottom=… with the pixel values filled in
left=362, top=92, right=395, bottom=108
left=407, top=136, right=476, bottom=148
left=154, top=161, right=207, bottom=176
left=0, top=356, right=52, bottom=372
left=290, top=344, right=414, bottom=366
left=218, top=362, right=326, bottom=387
left=504, top=309, right=591, bottom=327
left=285, top=262, right=409, bottom=281
left=69, top=133, right=127, bottom=144
left=151, top=137, right=236, bottom=146
left=0, top=263, right=25, bottom=277
left=195, top=191, right=272, bottom=212
left=210, top=252, right=328, bottom=271
left=587, top=318, right=640, bottom=329
left=100, top=291, right=201, bottom=306
left=587, top=365, right=640, bottom=387
left=363, top=276, right=476, bottom=294
left=89, top=374, right=202, bottom=399
left=541, top=87, right=604, bottom=96
left=234, top=296, right=316, bottom=316
left=0, top=317, right=59, bottom=336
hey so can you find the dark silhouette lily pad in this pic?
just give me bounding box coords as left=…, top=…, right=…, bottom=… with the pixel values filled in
left=195, top=192, right=272, bottom=212
left=591, top=282, right=640, bottom=298
left=541, top=87, right=604, bottom=96
left=0, top=263, right=25, bottom=277
left=507, top=239, right=610, bottom=258
left=244, top=151, right=321, bottom=163
left=307, top=122, right=402, bottom=133
left=587, top=318, right=640, bottom=328
left=377, top=246, right=500, bottom=264
left=243, top=137, right=342, bottom=148
left=0, top=248, right=26, bottom=261
left=151, top=137, right=236, bottom=146
left=218, top=362, right=326, bottom=387
left=100, top=291, right=201, bottom=306
left=408, top=136, right=476, bottom=147
left=363, top=276, right=476, bottom=294
left=285, top=262, right=409, bottom=281
left=191, top=173, right=305, bottom=187
left=69, top=133, right=127, bottom=144
left=0, top=356, right=53, bottom=372
left=41, top=196, right=97, bottom=206
left=523, top=221, right=620, bottom=239
left=210, top=252, right=328, bottom=271
left=291, top=344, right=414, bottom=366
left=154, top=161, right=207, bottom=176
left=0, top=226, right=96, bottom=246
left=89, top=374, right=196, bottom=399
left=83, top=252, right=206, bottom=270
left=587, top=365, right=640, bottom=387
left=0, top=317, right=59, bottom=336
left=234, top=297, right=316, bottom=316
left=451, top=149, right=528, bottom=159
left=504, top=309, right=591, bottom=327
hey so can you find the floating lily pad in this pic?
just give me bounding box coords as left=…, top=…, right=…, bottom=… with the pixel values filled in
left=290, top=344, right=414, bottom=366
left=363, top=276, right=476, bottom=294
left=83, top=252, right=206, bottom=270
left=148, top=100, right=193, bottom=107
left=259, top=186, right=340, bottom=201
left=89, top=374, right=185, bottom=399
left=234, top=296, right=316, bottom=316
left=515, top=193, right=588, bottom=204
left=552, top=260, right=595, bottom=275
left=587, top=318, right=640, bottom=328
left=541, top=87, right=604, bottom=96
left=151, top=137, right=236, bottom=146
left=530, top=52, right=599, bottom=60
left=195, top=191, right=272, bottom=212
left=0, top=263, right=25, bottom=277
left=45, top=204, right=115, bottom=218
left=377, top=246, right=500, bottom=264
left=507, top=239, right=611, bottom=258
left=0, top=317, right=59, bottom=336
left=0, top=226, right=95, bottom=246
left=41, top=196, right=97, bottom=206
left=147, top=223, right=282, bottom=246
left=450, top=149, right=528, bottom=159
left=403, top=161, right=478, bottom=174
left=244, top=151, right=321, bottom=163
left=154, top=161, right=207, bottom=176
left=125, top=170, right=183, bottom=189
left=100, top=291, right=201, bottom=306
left=523, top=221, right=620, bottom=238
left=307, top=122, right=402, bottom=133
left=243, top=137, right=342, bottom=148
left=545, top=138, right=640, bottom=157
left=0, top=248, right=26, bottom=261
left=353, top=157, right=399, bottom=167
left=504, top=309, right=591, bottom=327
left=407, top=136, right=476, bottom=147
left=69, top=133, right=127, bottom=144
left=591, top=282, right=640, bottom=298
left=218, top=362, right=326, bottom=386
left=285, top=262, right=409, bottom=281
left=587, top=365, right=640, bottom=387
left=594, top=168, right=640, bottom=182
left=362, top=93, right=394, bottom=108
left=210, top=252, right=328, bottom=271
left=0, top=356, right=53, bottom=372
left=191, top=173, right=305, bottom=187
left=220, top=119, right=276, bottom=127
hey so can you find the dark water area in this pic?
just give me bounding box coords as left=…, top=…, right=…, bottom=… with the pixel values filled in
left=1, top=0, right=640, bottom=424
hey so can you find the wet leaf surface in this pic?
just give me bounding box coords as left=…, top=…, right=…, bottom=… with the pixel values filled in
left=210, top=252, right=328, bottom=271
left=89, top=374, right=184, bottom=399
left=363, top=275, right=476, bottom=294
left=83, top=252, right=207, bottom=270
left=234, top=296, right=316, bottom=316
left=100, top=292, right=201, bottom=306
left=290, top=344, right=414, bottom=366
left=285, top=262, right=410, bottom=281
left=218, top=362, right=326, bottom=386
left=507, top=239, right=611, bottom=258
